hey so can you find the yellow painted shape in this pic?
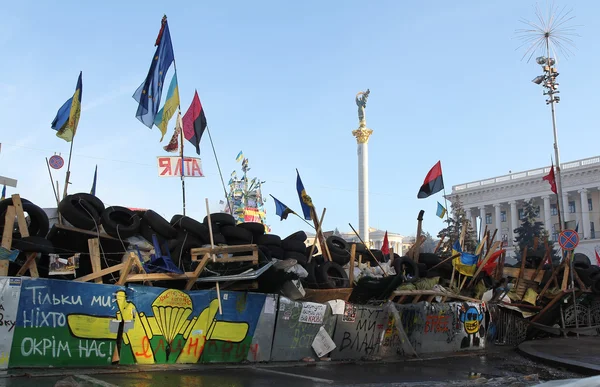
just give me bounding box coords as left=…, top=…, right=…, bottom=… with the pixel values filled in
left=67, top=315, right=117, bottom=340
left=210, top=321, right=248, bottom=342
left=116, top=290, right=154, bottom=364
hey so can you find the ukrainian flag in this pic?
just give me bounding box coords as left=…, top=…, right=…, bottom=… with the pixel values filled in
left=51, top=72, right=82, bottom=142
left=154, top=73, right=180, bottom=141
left=236, top=151, right=243, bottom=162
left=452, top=240, right=478, bottom=276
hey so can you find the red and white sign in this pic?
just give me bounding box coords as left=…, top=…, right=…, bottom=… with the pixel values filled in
left=157, top=156, right=204, bottom=177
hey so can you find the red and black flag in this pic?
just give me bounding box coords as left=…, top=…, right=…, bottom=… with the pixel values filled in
left=417, top=161, right=444, bottom=199
left=543, top=162, right=557, bottom=194
left=182, top=90, right=207, bottom=155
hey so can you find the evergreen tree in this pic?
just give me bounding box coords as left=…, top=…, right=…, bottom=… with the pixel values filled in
left=437, top=198, right=478, bottom=257
left=513, top=200, right=560, bottom=263
left=421, top=232, right=437, bottom=253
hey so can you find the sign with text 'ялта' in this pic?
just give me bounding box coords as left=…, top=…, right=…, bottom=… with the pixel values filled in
left=157, top=156, right=204, bottom=178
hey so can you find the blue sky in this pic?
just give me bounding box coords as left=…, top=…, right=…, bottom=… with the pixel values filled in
left=1, top=0, right=597, bottom=239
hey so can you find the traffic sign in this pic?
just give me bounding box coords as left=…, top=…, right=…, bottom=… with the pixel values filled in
left=559, top=229, right=579, bottom=251
left=49, top=155, right=64, bottom=170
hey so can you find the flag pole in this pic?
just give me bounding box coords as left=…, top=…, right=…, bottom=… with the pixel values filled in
left=206, top=126, right=233, bottom=214
left=169, top=15, right=187, bottom=216
left=62, top=138, right=75, bottom=200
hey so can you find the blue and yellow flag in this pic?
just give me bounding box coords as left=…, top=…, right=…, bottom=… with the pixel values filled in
left=270, top=195, right=295, bottom=221
left=51, top=72, right=82, bottom=142
left=154, top=73, right=180, bottom=141
left=133, top=16, right=175, bottom=128
left=236, top=151, right=243, bottom=162
left=436, top=202, right=446, bottom=219
left=1, top=185, right=5, bottom=200
left=296, top=169, right=313, bottom=220
left=452, top=240, right=478, bottom=276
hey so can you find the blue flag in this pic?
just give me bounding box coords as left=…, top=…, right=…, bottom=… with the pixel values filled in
left=51, top=72, right=82, bottom=142
left=133, top=17, right=175, bottom=128
left=270, top=195, right=295, bottom=221
left=436, top=202, right=446, bottom=219
left=1, top=185, right=5, bottom=200
left=296, top=169, right=313, bottom=221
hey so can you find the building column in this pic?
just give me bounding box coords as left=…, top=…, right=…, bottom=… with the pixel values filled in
left=478, top=205, right=486, bottom=234
left=579, top=189, right=591, bottom=239
left=562, top=192, right=570, bottom=223
left=542, top=195, right=552, bottom=234
left=466, top=208, right=472, bottom=228
left=494, top=203, right=502, bottom=235
left=509, top=201, right=519, bottom=244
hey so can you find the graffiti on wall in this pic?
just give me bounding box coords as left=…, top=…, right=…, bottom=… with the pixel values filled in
left=458, top=303, right=485, bottom=349
left=10, top=278, right=121, bottom=367
left=115, top=286, right=265, bottom=364
left=333, top=306, right=390, bottom=359
left=0, top=278, right=21, bottom=369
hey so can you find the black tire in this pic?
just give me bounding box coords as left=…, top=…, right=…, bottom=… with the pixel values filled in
left=574, top=261, right=591, bottom=270
left=326, top=236, right=351, bottom=266
left=221, top=225, right=253, bottom=243
left=258, top=245, right=272, bottom=262
left=170, top=234, right=204, bottom=268
left=267, top=245, right=285, bottom=259
left=257, top=234, right=281, bottom=246
left=305, top=244, right=319, bottom=257
left=590, top=268, right=600, bottom=282
left=575, top=267, right=598, bottom=287
left=59, top=194, right=101, bottom=230
left=302, top=261, right=319, bottom=289
left=139, top=217, right=167, bottom=246
left=281, top=239, right=307, bottom=253
left=574, top=253, right=591, bottom=268
left=284, top=231, right=307, bottom=242
left=143, top=210, right=178, bottom=239
left=393, top=256, right=419, bottom=279
left=592, top=280, right=600, bottom=296
left=212, top=233, right=227, bottom=245
left=311, top=254, right=325, bottom=265
left=368, top=249, right=384, bottom=263
left=419, top=253, right=443, bottom=268
left=316, top=261, right=350, bottom=289
left=203, top=213, right=236, bottom=227
left=72, top=193, right=105, bottom=215
left=101, top=206, right=140, bottom=239
left=417, top=263, right=428, bottom=277
left=170, top=214, right=184, bottom=227
left=284, top=250, right=308, bottom=265
left=12, top=236, right=54, bottom=254
left=237, top=222, right=266, bottom=237
left=178, top=216, right=210, bottom=242
left=16, top=200, right=50, bottom=237
left=226, top=238, right=251, bottom=246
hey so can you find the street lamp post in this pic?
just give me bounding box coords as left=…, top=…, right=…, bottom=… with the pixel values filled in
left=532, top=50, right=565, bottom=229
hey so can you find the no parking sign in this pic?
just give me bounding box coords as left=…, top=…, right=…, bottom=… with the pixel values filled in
left=558, top=229, right=579, bottom=251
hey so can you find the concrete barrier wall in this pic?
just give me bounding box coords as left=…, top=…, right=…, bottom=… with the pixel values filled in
left=0, top=277, right=488, bottom=368
left=269, top=297, right=336, bottom=361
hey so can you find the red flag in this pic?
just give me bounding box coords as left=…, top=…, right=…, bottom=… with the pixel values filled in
left=543, top=164, right=557, bottom=194
left=595, top=248, right=600, bottom=266
left=417, top=161, right=444, bottom=199
left=381, top=231, right=390, bottom=255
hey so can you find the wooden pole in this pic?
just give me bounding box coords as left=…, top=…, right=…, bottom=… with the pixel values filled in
left=433, top=235, right=445, bottom=254
left=205, top=198, right=222, bottom=315
left=46, top=158, right=62, bottom=224
left=348, top=223, right=388, bottom=276
left=308, top=208, right=327, bottom=260
left=349, top=244, right=356, bottom=287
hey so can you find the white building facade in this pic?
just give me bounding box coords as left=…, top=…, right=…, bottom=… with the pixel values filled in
left=447, top=156, right=600, bottom=261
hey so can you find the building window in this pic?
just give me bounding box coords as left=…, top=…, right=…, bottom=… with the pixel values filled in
left=550, top=204, right=558, bottom=216
left=552, top=223, right=559, bottom=242
left=589, top=198, right=593, bottom=211
left=569, top=200, right=576, bottom=214
left=591, top=222, right=596, bottom=239
left=518, top=208, right=525, bottom=220
left=485, top=213, right=492, bottom=224
left=500, top=211, right=507, bottom=222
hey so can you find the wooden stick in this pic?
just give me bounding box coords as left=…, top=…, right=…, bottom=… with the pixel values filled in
left=433, top=235, right=445, bottom=254
left=531, top=290, right=567, bottom=323
left=348, top=223, right=388, bottom=277
left=349, top=244, right=356, bottom=287
left=531, top=246, right=550, bottom=281
left=466, top=241, right=501, bottom=288
left=487, top=229, right=497, bottom=255
left=537, top=260, right=567, bottom=300
left=205, top=199, right=222, bottom=315
left=0, top=206, right=16, bottom=276
left=413, top=210, right=424, bottom=262
left=310, top=207, right=331, bottom=261
left=515, top=246, right=528, bottom=290
left=12, top=195, right=39, bottom=277
left=116, top=253, right=136, bottom=286
left=88, top=238, right=103, bottom=284
left=429, top=253, right=460, bottom=271
left=308, top=208, right=327, bottom=262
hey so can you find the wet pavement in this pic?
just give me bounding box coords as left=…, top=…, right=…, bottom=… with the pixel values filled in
left=0, top=348, right=587, bottom=387
left=519, top=337, right=600, bottom=374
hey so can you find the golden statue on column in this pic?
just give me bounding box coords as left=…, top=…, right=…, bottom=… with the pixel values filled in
left=352, top=89, right=373, bottom=143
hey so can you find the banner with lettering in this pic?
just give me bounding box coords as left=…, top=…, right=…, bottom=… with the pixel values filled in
left=0, top=278, right=22, bottom=369
left=157, top=156, right=204, bottom=177
left=10, top=278, right=124, bottom=367
left=119, top=285, right=266, bottom=365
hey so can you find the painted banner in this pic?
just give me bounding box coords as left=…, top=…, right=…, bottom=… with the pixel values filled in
left=118, top=286, right=266, bottom=365
left=157, top=156, right=204, bottom=177
left=10, top=278, right=123, bottom=367
left=0, top=278, right=22, bottom=369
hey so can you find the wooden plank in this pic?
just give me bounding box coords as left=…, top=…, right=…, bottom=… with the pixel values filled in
left=531, top=291, right=567, bottom=323
left=11, top=195, right=29, bottom=238
left=412, top=295, right=422, bottom=304
left=191, top=244, right=258, bottom=256
left=0, top=206, right=16, bottom=276
left=390, top=290, right=480, bottom=303
left=75, top=263, right=125, bottom=282
left=16, top=252, right=37, bottom=276
left=467, top=241, right=502, bottom=288
left=87, top=238, right=103, bottom=284
left=185, top=253, right=211, bottom=291
left=126, top=273, right=191, bottom=282
left=503, top=267, right=545, bottom=283
left=209, top=256, right=258, bottom=264
left=515, top=246, right=528, bottom=290
left=116, top=253, right=136, bottom=286
left=562, top=254, right=571, bottom=291
left=537, top=260, right=567, bottom=301
left=349, top=244, right=356, bottom=287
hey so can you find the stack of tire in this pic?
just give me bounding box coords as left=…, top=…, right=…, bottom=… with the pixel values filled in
left=300, top=236, right=350, bottom=290
left=573, top=254, right=600, bottom=295
left=0, top=196, right=52, bottom=276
